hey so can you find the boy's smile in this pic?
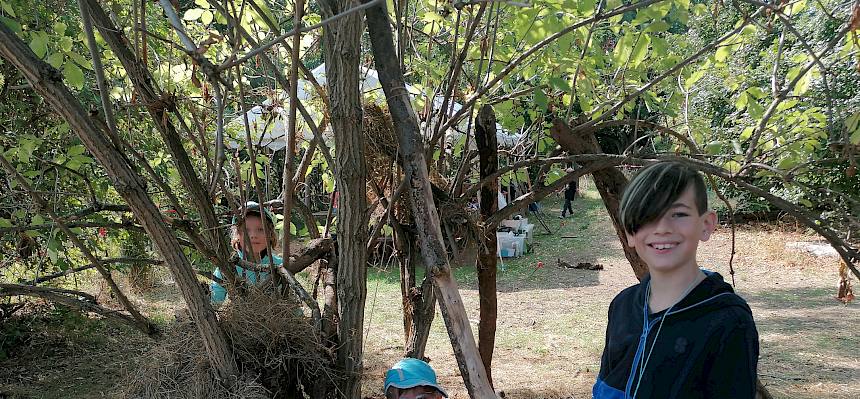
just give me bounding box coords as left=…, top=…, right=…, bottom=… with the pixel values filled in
left=626, top=185, right=717, bottom=275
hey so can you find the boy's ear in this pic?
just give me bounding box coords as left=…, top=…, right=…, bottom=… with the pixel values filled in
left=700, top=210, right=717, bottom=242
left=625, top=231, right=636, bottom=247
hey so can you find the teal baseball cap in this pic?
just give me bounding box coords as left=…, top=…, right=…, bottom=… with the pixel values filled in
left=384, top=358, right=448, bottom=397
left=233, top=201, right=275, bottom=225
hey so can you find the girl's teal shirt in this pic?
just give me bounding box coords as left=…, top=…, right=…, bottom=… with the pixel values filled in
left=209, top=251, right=283, bottom=305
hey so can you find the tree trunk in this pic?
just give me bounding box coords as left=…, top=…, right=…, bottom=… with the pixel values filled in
left=394, top=222, right=437, bottom=360
left=395, top=223, right=416, bottom=340
left=404, top=275, right=437, bottom=359
left=475, top=105, right=499, bottom=385
left=320, top=0, right=368, bottom=396
left=550, top=118, right=648, bottom=279
left=364, top=3, right=496, bottom=397
left=312, top=253, right=340, bottom=399
left=0, top=23, right=237, bottom=381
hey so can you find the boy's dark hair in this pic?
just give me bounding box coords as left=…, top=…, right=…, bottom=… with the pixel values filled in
left=619, top=161, right=708, bottom=234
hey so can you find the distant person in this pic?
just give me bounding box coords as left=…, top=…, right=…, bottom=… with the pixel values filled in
left=384, top=358, right=448, bottom=399
left=560, top=169, right=578, bottom=218
left=593, top=161, right=759, bottom=398
left=209, top=201, right=282, bottom=305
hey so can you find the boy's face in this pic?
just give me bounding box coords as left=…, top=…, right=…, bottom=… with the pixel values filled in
left=238, top=214, right=269, bottom=256
left=625, top=185, right=716, bottom=275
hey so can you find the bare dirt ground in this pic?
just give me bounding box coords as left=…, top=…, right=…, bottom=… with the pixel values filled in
left=1, top=188, right=857, bottom=398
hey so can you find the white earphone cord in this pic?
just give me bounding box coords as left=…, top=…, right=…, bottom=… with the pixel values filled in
left=631, top=273, right=703, bottom=399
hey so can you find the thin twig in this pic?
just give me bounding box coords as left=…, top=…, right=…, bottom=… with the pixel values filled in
left=219, top=0, right=385, bottom=71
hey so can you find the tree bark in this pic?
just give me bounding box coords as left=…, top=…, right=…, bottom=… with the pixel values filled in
left=320, top=0, right=368, bottom=396
left=0, top=22, right=238, bottom=382
left=404, top=272, right=437, bottom=360
left=396, top=224, right=437, bottom=360
left=364, top=2, right=496, bottom=397
left=475, top=104, right=499, bottom=385
left=395, top=223, right=416, bottom=340
left=550, top=118, right=648, bottom=280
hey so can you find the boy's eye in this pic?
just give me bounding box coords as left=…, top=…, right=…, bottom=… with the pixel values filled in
left=672, top=212, right=689, bottom=218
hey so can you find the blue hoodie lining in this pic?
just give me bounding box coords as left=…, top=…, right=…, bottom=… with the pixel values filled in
left=594, top=377, right=626, bottom=399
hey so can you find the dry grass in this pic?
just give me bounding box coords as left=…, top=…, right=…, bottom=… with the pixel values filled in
left=122, top=290, right=338, bottom=399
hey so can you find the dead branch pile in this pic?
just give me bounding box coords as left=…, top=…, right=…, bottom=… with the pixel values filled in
left=360, top=102, right=482, bottom=256
left=362, top=103, right=398, bottom=165
left=122, top=291, right=339, bottom=399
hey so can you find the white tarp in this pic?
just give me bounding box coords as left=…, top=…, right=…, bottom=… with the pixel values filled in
left=228, top=64, right=521, bottom=150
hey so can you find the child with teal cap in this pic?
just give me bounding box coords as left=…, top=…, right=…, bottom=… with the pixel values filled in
left=209, top=201, right=282, bottom=305
left=384, top=358, right=448, bottom=399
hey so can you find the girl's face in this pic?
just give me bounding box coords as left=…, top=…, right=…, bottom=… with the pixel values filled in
left=238, top=214, right=270, bottom=256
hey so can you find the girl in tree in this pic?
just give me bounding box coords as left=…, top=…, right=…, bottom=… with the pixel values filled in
left=209, top=201, right=282, bottom=305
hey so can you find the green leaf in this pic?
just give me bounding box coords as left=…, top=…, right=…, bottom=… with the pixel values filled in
left=613, top=32, right=633, bottom=64
left=685, top=70, right=705, bottom=90
left=544, top=169, right=563, bottom=185
left=735, top=92, right=749, bottom=110
left=705, top=141, right=722, bottom=154
left=59, top=37, right=73, bottom=53
left=47, top=52, right=64, bottom=69
left=644, top=21, right=669, bottom=33
left=31, top=215, right=45, bottom=226
left=846, top=112, right=860, bottom=134
left=0, top=15, right=21, bottom=33
left=201, top=10, right=214, bottom=25
left=67, top=145, right=86, bottom=157
left=747, top=100, right=764, bottom=119
left=0, top=218, right=12, bottom=228
left=183, top=8, right=205, bottom=21
left=850, top=130, right=860, bottom=145
left=651, top=36, right=668, bottom=57
left=715, top=45, right=732, bottom=62
left=533, top=87, right=548, bottom=110
left=777, top=156, right=799, bottom=170
left=48, top=248, right=58, bottom=263
left=746, top=87, right=766, bottom=99
left=792, top=67, right=816, bottom=96
left=790, top=0, right=807, bottom=14
left=548, top=77, right=571, bottom=92
left=1, top=1, right=16, bottom=17
left=630, top=34, right=651, bottom=67
left=29, top=33, right=48, bottom=58
left=53, top=22, right=67, bottom=35
left=67, top=51, right=92, bottom=70
left=63, top=63, right=84, bottom=89
left=731, top=140, right=742, bottom=154
left=777, top=99, right=798, bottom=112
left=724, top=160, right=741, bottom=174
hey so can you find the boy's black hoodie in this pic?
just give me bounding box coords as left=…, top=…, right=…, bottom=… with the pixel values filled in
left=593, top=271, right=759, bottom=399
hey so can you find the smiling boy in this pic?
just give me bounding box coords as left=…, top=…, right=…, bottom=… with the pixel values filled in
left=593, top=161, right=759, bottom=399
